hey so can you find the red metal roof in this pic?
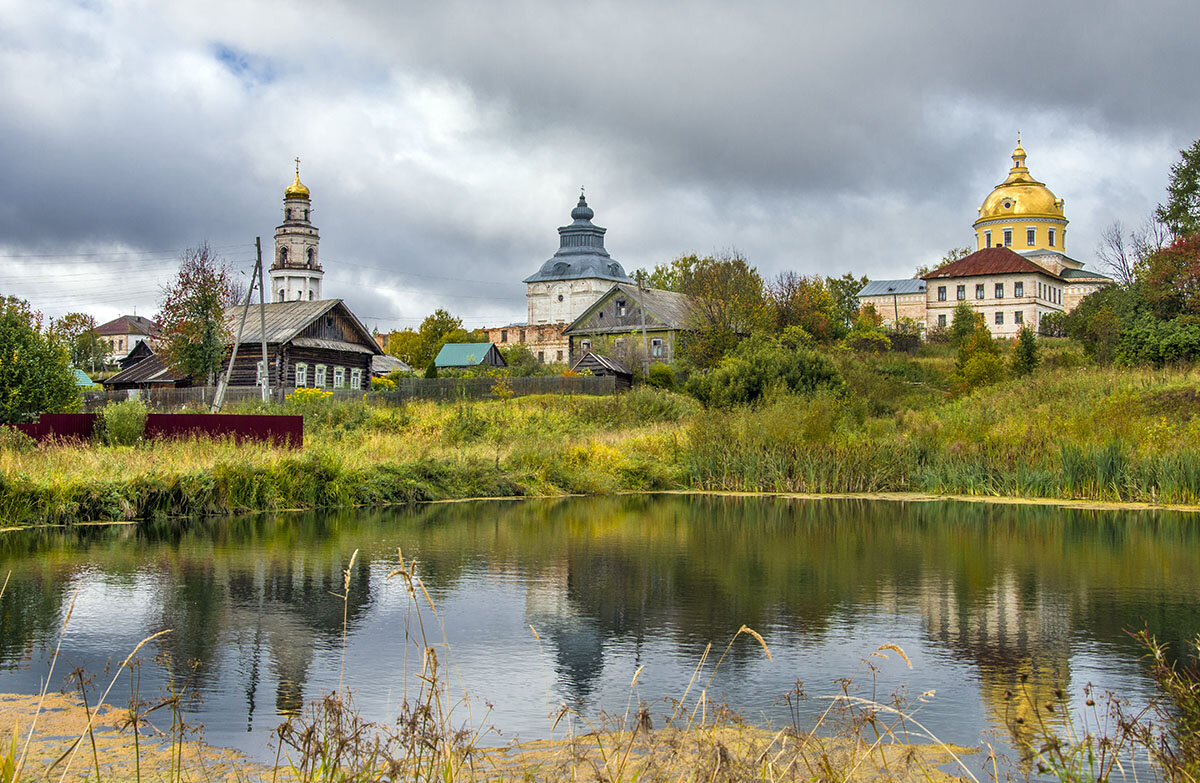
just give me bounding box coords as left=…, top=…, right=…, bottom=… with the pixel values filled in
left=922, top=246, right=1061, bottom=280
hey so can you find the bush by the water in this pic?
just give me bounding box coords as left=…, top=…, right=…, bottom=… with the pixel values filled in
left=684, top=334, right=842, bottom=407
left=97, top=399, right=148, bottom=446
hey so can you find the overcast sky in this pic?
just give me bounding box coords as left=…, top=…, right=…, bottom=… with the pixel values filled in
left=2, top=0, right=1197, bottom=329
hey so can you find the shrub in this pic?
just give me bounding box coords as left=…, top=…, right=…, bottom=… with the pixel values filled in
left=425, top=361, right=438, bottom=379
left=645, top=363, right=675, bottom=390
left=948, top=301, right=980, bottom=347
left=684, top=334, right=842, bottom=407
left=371, top=376, right=397, bottom=391
left=843, top=328, right=891, bottom=354
left=0, top=425, right=36, bottom=453
left=1039, top=310, right=1067, bottom=337
left=1011, top=327, right=1040, bottom=376
left=98, top=399, right=148, bottom=446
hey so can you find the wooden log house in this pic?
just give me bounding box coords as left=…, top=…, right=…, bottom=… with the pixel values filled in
left=222, top=299, right=382, bottom=390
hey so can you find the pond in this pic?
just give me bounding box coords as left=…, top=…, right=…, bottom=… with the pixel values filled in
left=2, top=495, right=1198, bottom=772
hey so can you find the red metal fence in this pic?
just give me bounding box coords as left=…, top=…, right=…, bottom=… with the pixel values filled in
left=11, top=413, right=302, bottom=447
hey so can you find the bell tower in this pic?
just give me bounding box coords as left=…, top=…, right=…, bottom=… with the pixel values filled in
left=270, top=158, right=323, bottom=302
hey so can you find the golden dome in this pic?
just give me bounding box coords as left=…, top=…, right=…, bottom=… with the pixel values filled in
left=284, top=158, right=310, bottom=200
left=975, top=142, right=1065, bottom=224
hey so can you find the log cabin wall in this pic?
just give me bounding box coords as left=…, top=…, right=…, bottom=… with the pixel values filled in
left=298, top=311, right=363, bottom=343
left=222, top=344, right=372, bottom=390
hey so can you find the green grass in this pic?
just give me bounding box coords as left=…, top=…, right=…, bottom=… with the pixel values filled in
left=4, top=363, right=1200, bottom=525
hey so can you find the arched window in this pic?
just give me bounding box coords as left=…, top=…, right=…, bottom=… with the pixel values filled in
left=306, top=247, right=316, bottom=266
left=279, top=247, right=288, bottom=264
left=278, top=289, right=285, bottom=302
left=286, top=209, right=292, bottom=220
left=303, top=209, right=309, bottom=220
left=308, top=290, right=315, bottom=301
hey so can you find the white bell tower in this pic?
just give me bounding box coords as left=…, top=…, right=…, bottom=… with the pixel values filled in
left=270, top=158, right=323, bottom=302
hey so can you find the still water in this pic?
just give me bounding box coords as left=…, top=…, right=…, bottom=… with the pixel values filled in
left=1, top=495, right=1198, bottom=768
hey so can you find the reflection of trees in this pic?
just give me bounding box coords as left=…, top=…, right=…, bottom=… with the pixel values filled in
left=3, top=497, right=1200, bottom=728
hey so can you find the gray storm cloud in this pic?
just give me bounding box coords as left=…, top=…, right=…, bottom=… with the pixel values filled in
left=0, top=0, right=1196, bottom=323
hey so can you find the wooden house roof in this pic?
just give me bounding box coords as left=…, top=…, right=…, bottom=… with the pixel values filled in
left=222, top=299, right=381, bottom=353
left=434, top=342, right=506, bottom=367
left=570, top=351, right=632, bottom=377
left=102, top=353, right=189, bottom=387
left=562, top=283, right=693, bottom=334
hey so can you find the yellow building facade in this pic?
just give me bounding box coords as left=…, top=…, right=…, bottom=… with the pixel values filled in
left=974, top=138, right=1069, bottom=254
left=858, top=138, right=1112, bottom=336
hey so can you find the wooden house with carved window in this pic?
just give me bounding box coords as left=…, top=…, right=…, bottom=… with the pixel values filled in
left=221, top=299, right=382, bottom=390
left=562, top=283, right=693, bottom=367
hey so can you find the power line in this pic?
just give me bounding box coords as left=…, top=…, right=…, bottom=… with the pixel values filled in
left=0, top=242, right=254, bottom=260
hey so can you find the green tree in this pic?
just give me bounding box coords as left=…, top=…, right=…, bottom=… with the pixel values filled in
left=825, top=272, right=869, bottom=328
left=499, top=343, right=542, bottom=376
left=768, top=271, right=844, bottom=342
left=1011, top=327, right=1040, bottom=376
left=949, top=301, right=980, bottom=347
left=0, top=297, right=80, bottom=423
left=955, top=322, right=1006, bottom=392
left=1156, top=138, right=1200, bottom=238
left=384, top=329, right=423, bottom=366
left=157, top=244, right=235, bottom=384
left=1141, top=232, right=1200, bottom=319
left=655, top=252, right=768, bottom=368
left=411, top=309, right=486, bottom=367
left=51, top=312, right=110, bottom=372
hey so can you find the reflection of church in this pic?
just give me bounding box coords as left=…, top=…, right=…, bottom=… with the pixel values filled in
left=920, top=570, right=1072, bottom=752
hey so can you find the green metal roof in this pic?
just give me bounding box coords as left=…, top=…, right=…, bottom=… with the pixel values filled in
left=434, top=342, right=495, bottom=367
left=73, top=368, right=99, bottom=387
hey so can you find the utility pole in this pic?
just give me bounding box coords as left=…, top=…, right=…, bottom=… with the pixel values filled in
left=638, top=279, right=650, bottom=378
left=211, top=238, right=262, bottom=413
left=257, top=237, right=270, bottom=402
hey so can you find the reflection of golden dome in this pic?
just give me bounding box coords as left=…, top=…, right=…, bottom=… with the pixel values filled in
left=975, top=142, right=1064, bottom=224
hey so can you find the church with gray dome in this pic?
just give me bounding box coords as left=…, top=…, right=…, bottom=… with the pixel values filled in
left=486, top=192, right=634, bottom=362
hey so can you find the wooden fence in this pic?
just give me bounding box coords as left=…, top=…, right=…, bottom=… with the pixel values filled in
left=82, top=375, right=618, bottom=411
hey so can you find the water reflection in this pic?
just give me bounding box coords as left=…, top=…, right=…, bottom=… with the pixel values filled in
left=1, top=495, right=1198, bottom=764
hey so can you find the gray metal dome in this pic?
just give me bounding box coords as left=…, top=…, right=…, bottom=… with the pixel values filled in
left=523, top=193, right=632, bottom=284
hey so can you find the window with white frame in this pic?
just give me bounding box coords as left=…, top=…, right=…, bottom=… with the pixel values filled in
left=581, top=339, right=592, bottom=352
left=937, top=286, right=947, bottom=301
left=1014, top=281, right=1024, bottom=297
left=350, top=368, right=362, bottom=389
left=985, top=230, right=992, bottom=248
left=295, top=363, right=308, bottom=388
left=256, top=360, right=267, bottom=386
left=956, top=285, right=966, bottom=300
left=1048, top=228, right=1057, bottom=247
left=1003, top=228, right=1013, bottom=247
left=315, top=364, right=327, bottom=387
left=333, top=367, right=345, bottom=388
left=975, top=283, right=985, bottom=299
left=1027, top=227, right=1036, bottom=246
left=651, top=338, right=663, bottom=357
left=616, top=300, right=627, bottom=317
left=995, top=282, right=1004, bottom=298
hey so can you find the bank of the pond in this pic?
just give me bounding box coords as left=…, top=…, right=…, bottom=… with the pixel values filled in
left=3, top=366, right=1200, bottom=525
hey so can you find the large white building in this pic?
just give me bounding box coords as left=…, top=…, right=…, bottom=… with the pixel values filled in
left=270, top=160, right=323, bottom=303
left=858, top=139, right=1112, bottom=336
left=485, top=192, right=634, bottom=362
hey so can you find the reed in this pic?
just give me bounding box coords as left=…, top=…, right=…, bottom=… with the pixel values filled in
left=5, top=366, right=1200, bottom=526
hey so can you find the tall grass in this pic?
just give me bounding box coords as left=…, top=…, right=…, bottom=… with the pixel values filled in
left=5, top=367, right=1200, bottom=525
